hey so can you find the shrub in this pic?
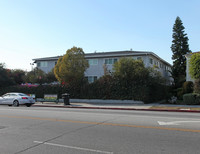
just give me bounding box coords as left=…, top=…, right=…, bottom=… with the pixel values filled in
left=176, top=88, right=184, bottom=100
left=1, top=72, right=169, bottom=103
left=183, top=93, right=200, bottom=105
left=182, top=81, right=193, bottom=94
left=189, top=53, right=200, bottom=79
left=194, top=79, right=200, bottom=94
left=174, top=82, right=193, bottom=101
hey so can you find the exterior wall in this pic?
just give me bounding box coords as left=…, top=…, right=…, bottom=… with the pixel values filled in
left=84, top=55, right=172, bottom=83
left=146, top=55, right=172, bottom=84
left=37, top=60, right=57, bottom=73
left=141, top=55, right=149, bottom=67
left=85, top=55, right=151, bottom=79
left=85, top=58, right=105, bottom=79
left=185, top=54, right=194, bottom=82
left=33, top=51, right=172, bottom=84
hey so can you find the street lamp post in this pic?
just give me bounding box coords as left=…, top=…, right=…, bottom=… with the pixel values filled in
left=30, top=63, right=34, bottom=71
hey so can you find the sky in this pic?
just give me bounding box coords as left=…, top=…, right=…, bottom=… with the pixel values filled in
left=0, top=0, right=199, bottom=71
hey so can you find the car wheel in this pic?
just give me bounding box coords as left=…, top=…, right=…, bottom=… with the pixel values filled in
left=26, top=104, right=32, bottom=107
left=13, top=100, right=19, bottom=107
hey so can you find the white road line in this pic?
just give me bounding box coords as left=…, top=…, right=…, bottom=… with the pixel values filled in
left=158, top=120, right=200, bottom=125
left=34, top=141, right=113, bottom=154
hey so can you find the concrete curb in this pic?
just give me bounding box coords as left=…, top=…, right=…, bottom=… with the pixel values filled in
left=33, top=104, right=200, bottom=113
left=69, top=99, right=144, bottom=104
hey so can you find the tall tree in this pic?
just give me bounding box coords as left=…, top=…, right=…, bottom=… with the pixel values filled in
left=171, top=16, right=191, bottom=88
left=54, top=46, right=89, bottom=85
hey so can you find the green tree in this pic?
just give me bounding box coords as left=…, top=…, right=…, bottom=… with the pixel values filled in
left=189, top=53, right=200, bottom=79
left=113, top=58, right=149, bottom=81
left=171, top=16, right=191, bottom=88
left=10, top=69, right=26, bottom=84
left=46, top=69, right=57, bottom=83
left=104, top=58, right=166, bottom=102
left=0, top=63, right=14, bottom=87
left=54, top=46, right=89, bottom=85
left=112, top=58, right=150, bottom=99
left=54, top=57, right=63, bottom=83
left=25, top=68, right=46, bottom=84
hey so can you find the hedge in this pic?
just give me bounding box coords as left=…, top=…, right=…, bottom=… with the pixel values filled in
left=183, top=93, right=200, bottom=105
left=0, top=85, right=69, bottom=99
left=0, top=74, right=169, bottom=103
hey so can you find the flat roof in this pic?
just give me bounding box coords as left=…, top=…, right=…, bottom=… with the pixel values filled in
left=33, top=50, right=172, bottom=66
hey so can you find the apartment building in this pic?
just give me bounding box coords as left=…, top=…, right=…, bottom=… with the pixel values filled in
left=33, top=50, right=172, bottom=83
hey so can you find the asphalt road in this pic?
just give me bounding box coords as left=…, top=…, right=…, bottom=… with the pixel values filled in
left=0, top=106, right=200, bottom=154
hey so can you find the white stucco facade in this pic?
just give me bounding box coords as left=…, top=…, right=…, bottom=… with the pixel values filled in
left=33, top=50, right=172, bottom=84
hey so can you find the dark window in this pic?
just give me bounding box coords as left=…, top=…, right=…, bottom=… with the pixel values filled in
left=37, top=62, right=41, bottom=67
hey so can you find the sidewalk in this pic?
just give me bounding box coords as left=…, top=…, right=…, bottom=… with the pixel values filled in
left=33, top=102, right=200, bottom=113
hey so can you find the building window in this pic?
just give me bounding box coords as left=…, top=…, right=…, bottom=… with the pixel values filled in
left=40, top=61, right=48, bottom=67
left=37, top=62, right=41, bottom=67
left=105, top=58, right=118, bottom=65
left=154, top=61, right=158, bottom=66
left=37, top=61, right=48, bottom=67
left=85, top=76, right=97, bottom=83
left=165, top=66, right=171, bottom=71
left=105, top=59, right=109, bottom=64
left=88, top=59, right=98, bottom=65
left=108, top=59, right=112, bottom=64
left=37, top=62, right=48, bottom=67
left=164, top=65, right=169, bottom=71
left=160, top=63, right=163, bottom=68
left=150, top=58, right=153, bottom=64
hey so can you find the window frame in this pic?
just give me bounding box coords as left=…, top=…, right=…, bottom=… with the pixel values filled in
left=105, top=58, right=118, bottom=65
left=40, top=61, right=48, bottom=67
left=149, top=58, right=153, bottom=64
left=86, top=76, right=98, bottom=83
left=137, top=57, right=142, bottom=60
left=88, top=59, right=98, bottom=65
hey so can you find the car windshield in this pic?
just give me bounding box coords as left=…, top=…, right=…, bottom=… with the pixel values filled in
left=18, top=93, right=28, bottom=96
left=2, top=94, right=9, bottom=97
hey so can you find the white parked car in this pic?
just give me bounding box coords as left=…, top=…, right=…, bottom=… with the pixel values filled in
left=0, top=93, right=35, bottom=107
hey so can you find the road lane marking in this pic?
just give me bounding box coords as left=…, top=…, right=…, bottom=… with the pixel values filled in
left=158, top=121, right=200, bottom=125
left=101, top=122, right=200, bottom=132
left=1, top=115, right=200, bottom=133
left=0, top=108, right=199, bottom=121
left=34, top=141, right=113, bottom=154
